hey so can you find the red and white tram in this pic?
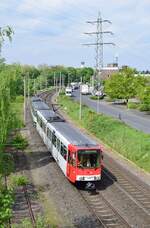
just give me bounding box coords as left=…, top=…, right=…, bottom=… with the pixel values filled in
left=31, top=97, right=103, bottom=184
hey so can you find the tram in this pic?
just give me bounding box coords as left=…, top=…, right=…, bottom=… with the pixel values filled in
left=31, top=96, right=103, bottom=184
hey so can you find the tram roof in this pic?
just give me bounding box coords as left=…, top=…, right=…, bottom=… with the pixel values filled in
left=51, top=121, right=97, bottom=147
left=32, top=101, right=50, bottom=110
left=39, top=109, right=64, bottom=122
left=31, top=96, right=42, bottom=102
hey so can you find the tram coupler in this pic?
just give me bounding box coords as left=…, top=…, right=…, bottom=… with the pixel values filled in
left=85, top=182, right=96, bottom=192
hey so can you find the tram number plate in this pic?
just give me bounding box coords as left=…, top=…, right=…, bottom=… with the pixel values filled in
left=86, top=176, right=94, bottom=180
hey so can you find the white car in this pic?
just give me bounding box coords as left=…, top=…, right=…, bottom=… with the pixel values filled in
left=95, top=91, right=103, bottom=97
left=65, top=87, right=72, bottom=96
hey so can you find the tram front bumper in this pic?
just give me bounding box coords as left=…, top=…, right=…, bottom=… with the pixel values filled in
left=76, top=175, right=101, bottom=181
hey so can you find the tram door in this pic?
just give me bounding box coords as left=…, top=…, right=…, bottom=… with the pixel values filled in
left=67, top=151, right=76, bottom=182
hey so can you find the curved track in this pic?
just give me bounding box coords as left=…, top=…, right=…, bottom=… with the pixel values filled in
left=39, top=90, right=150, bottom=228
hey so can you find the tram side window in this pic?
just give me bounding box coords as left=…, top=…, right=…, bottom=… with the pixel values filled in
left=60, top=143, right=67, bottom=160
left=47, top=128, right=52, bottom=141
left=38, top=117, right=42, bottom=128
left=42, top=122, right=46, bottom=132
left=52, top=133, right=57, bottom=147
left=37, top=115, right=40, bottom=124
left=56, top=138, right=60, bottom=151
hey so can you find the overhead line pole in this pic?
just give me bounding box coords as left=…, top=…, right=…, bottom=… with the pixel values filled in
left=24, top=74, right=26, bottom=125
left=83, top=12, right=115, bottom=113
left=83, top=12, right=115, bottom=83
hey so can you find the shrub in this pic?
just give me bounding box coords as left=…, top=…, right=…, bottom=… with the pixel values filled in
left=127, top=102, right=139, bottom=109
left=12, top=175, right=29, bottom=187
left=139, top=103, right=150, bottom=111
left=12, top=134, right=28, bottom=149
left=0, top=188, right=14, bottom=225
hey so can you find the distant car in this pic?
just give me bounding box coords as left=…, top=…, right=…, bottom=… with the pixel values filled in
left=81, top=84, right=90, bottom=95
left=65, top=87, right=72, bottom=96
left=70, top=82, right=79, bottom=90
left=95, top=91, right=104, bottom=97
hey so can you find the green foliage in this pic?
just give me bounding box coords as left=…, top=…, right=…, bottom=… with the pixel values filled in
left=12, top=134, right=28, bottom=150
left=138, top=86, right=150, bottom=109
left=139, top=103, right=150, bottom=111
left=59, top=95, right=150, bottom=172
left=127, top=102, right=139, bottom=109
left=0, top=153, right=14, bottom=177
left=12, top=216, right=50, bottom=228
left=0, top=188, right=14, bottom=225
left=12, top=175, right=29, bottom=187
left=105, top=68, right=138, bottom=103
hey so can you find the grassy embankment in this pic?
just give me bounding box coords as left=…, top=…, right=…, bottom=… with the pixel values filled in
left=58, top=95, right=150, bottom=172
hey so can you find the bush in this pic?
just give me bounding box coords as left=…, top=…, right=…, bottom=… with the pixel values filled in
left=12, top=134, right=28, bottom=149
left=0, top=188, right=14, bottom=225
left=139, top=103, right=150, bottom=111
left=127, top=102, right=139, bottom=109
left=12, top=175, right=29, bottom=187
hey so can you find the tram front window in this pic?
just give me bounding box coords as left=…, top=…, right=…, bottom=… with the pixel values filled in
left=77, top=150, right=100, bottom=168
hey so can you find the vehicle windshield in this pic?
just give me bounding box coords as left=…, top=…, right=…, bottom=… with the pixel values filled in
left=77, top=150, right=100, bottom=169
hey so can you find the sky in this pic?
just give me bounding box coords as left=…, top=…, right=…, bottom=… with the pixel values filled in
left=0, top=0, right=150, bottom=70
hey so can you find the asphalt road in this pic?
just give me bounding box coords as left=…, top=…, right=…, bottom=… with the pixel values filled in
left=72, top=89, right=150, bottom=134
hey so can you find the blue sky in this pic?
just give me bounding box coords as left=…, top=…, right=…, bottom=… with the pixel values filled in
left=0, top=0, right=150, bottom=70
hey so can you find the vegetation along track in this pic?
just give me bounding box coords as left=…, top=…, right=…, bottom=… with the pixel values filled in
left=9, top=145, right=42, bottom=226
left=11, top=182, right=37, bottom=226
left=38, top=91, right=150, bottom=227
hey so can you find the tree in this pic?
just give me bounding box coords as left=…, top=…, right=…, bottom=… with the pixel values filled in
left=105, top=67, right=137, bottom=104
left=138, top=86, right=150, bottom=111
left=0, top=26, right=14, bottom=55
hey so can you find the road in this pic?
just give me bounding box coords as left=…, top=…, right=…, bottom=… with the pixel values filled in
left=72, top=89, right=150, bottom=134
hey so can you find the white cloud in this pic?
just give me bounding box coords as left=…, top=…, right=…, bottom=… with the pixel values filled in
left=1, top=0, right=150, bottom=69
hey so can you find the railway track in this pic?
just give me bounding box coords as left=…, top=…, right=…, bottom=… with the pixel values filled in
left=7, top=141, right=42, bottom=226
left=11, top=183, right=37, bottom=226
left=103, top=160, right=150, bottom=217
left=39, top=90, right=150, bottom=227
left=79, top=189, right=131, bottom=228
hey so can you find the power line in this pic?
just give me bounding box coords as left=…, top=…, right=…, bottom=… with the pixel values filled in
left=83, top=12, right=115, bottom=82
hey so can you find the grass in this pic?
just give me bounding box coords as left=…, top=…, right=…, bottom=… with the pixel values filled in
left=11, top=96, right=24, bottom=128
left=58, top=95, right=150, bottom=172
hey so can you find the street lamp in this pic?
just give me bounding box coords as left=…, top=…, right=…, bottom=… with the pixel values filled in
left=79, top=61, right=84, bottom=120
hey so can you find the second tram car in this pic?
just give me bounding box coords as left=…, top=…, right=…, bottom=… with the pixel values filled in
left=31, top=96, right=103, bottom=183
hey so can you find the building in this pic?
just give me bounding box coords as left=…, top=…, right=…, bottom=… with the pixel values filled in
left=98, top=63, right=119, bottom=80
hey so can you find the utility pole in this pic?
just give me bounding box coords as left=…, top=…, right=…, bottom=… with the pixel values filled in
left=83, top=12, right=115, bottom=83
left=24, top=74, right=26, bottom=125
left=79, top=76, right=82, bottom=120
left=34, top=79, right=36, bottom=95
left=54, top=72, right=57, bottom=92
left=59, top=72, right=62, bottom=92
left=27, top=72, right=30, bottom=100
left=45, top=75, right=48, bottom=90
left=83, top=12, right=115, bottom=113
